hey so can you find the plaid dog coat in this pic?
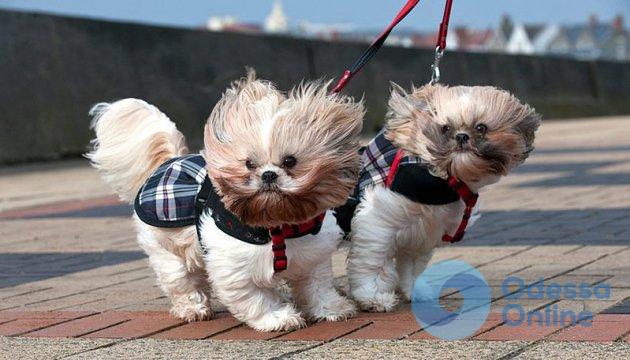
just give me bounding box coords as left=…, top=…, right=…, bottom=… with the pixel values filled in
left=134, top=154, right=325, bottom=272
left=135, top=155, right=207, bottom=228
left=334, top=130, right=460, bottom=234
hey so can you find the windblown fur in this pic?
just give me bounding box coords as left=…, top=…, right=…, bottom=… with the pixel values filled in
left=204, top=70, right=364, bottom=227
left=347, top=84, right=540, bottom=312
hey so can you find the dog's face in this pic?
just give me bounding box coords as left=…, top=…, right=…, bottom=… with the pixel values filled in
left=204, top=71, right=364, bottom=227
left=385, top=84, right=540, bottom=185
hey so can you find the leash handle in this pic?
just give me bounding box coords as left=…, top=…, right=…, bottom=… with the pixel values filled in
left=430, top=0, right=454, bottom=84
left=332, top=0, right=420, bottom=93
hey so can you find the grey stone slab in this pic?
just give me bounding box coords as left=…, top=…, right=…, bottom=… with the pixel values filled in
left=513, top=341, right=630, bottom=360
left=67, top=339, right=318, bottom=360
left=282, top=339, right=527, bottom=360
left=0, top=336, right=112, bottom=360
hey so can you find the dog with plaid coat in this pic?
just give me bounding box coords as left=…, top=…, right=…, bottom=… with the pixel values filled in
left=345, top=84, right=540, bottom=312
left=88, top=71, right=365, bottom=331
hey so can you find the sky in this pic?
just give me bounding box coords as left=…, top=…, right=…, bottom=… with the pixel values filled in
left=1, top=0, right=629, bottom=31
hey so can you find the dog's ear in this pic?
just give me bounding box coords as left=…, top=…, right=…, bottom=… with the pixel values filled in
left=387, top=82, right=413, bottom=119
left=514, top=106, right=541, bottom=156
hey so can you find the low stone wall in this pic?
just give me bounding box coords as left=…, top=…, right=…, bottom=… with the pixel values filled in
left=1, top=10, right=628, bottom=164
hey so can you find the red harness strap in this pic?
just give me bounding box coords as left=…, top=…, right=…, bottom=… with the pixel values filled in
left=441, top=176, right=478, bottom=243
left=270, top=213, right=326, bottom=272
left=385, top=149, right=478, bottom=243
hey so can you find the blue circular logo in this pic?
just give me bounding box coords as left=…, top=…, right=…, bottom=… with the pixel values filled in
left=411, top=260, right=490, bottom=340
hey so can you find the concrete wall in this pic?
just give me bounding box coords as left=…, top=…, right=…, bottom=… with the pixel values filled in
left=1, top=10, right=629, bottom=164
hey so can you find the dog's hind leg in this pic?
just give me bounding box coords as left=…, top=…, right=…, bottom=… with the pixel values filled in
left=347, top=214, right=399, bottom=312
left=136, top=220, right=213, bottom=322
left=398, top=250, right=433, bottom=302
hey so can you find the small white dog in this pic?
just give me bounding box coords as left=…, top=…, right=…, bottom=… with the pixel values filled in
left=88, top=71, right=364, bottom=331
left=344, top=84, right=541, bottom=312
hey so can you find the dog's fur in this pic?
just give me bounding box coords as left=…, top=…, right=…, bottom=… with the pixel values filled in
left=346, top=84, right=541, bottom=312
left=88, top=71, right=364, bottom=331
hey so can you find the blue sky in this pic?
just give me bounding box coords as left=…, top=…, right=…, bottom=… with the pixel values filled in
left=1, top=0, right=629, bottom=31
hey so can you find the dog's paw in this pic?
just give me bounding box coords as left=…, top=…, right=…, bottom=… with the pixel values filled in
left=314, top=296, right=357, bottom=322
left=398, top=287, right=413, bottom=303
left=247, top=305, right=306, bottom=332
left=170, top=292, right=214, bottom=322
left=356, top=292, right=399, bottom=313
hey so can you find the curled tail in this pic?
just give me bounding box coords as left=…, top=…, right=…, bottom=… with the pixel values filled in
left=86, top=98, right=188, bottom=203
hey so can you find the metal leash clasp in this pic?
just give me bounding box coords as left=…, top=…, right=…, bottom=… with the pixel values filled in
left=430, top=46, right=444, bottom=85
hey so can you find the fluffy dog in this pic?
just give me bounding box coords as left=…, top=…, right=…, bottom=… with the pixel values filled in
left=88, top=71, right=364, bottom=331
left=345, top=84, right=540, bottom=312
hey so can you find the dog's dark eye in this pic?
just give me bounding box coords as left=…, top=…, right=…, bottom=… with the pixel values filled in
left=441, top=125, right=451, bottom=134
left=245, top=159, right=255, bottom=170
left=282, top=155, right=297, bottom=169
left=475, top=123, right=488, bottom=134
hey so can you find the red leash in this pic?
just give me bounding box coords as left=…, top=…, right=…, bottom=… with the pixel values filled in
left=436, top=0, right=454, bottom=50
left=332, top=0, right=420, bottom=93
left=270, top=0, right=421, bottom=273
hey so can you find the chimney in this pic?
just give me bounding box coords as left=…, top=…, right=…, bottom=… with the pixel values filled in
left=613, top=15, right=624, bottom=32
left=589, top=14, right=598, bottom=27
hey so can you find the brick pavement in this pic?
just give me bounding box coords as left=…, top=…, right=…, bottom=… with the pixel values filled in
left=1, top=116, right=629, bottom=359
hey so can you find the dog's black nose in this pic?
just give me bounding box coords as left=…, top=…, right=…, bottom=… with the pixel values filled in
left=455, top=133, right=470, bottom=145
left=261, top=171, right=278, bottom=184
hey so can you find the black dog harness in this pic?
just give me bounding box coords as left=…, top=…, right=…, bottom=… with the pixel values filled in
left=135, top=154, right=325, bottom=272
left=334, top=131, right=478, bottom=243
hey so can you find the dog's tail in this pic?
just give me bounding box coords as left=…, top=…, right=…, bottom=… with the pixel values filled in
left=86, top=99, right=188, bottom=203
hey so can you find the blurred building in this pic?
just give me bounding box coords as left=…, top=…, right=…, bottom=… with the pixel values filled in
left=206, top=16, right=262, bottom=34
left=264, top=0, right=289, bottom=34
left=492, top=14, right=629, bottom=61
left=204, top=5, right=629, bottom=62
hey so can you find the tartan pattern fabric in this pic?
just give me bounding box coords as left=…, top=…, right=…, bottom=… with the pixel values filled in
left=357, top=130, right=425, bottom=196
left=135, top=154, right=207, bottom=227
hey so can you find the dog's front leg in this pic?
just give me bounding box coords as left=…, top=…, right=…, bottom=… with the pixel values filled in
left=291, top=257, right=356, bottom=322
left=205, top=240, right=305, bottom=332
left=210, top=267, right=304, bottom=331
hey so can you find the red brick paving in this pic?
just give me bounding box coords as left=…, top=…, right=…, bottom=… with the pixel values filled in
left=151, top=313, right=241, bottom=340
left=405, top=313, right=505, bottom=341
left=474, top=320, right=564, bottom=341
left=211, top=325, right=287, bottom=340
left=343, top=320, right=419, bottom=340
left=3, top=311, right=630, bottom=341
left=24, top=312, right=131, bottom=338
left=81, top=311, right=184, bottom=339
left=276, top=319, right=371, bottom=341
left=550, top=314, right=630, bottom=342
left=0, top=311, right=94, bottom=336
